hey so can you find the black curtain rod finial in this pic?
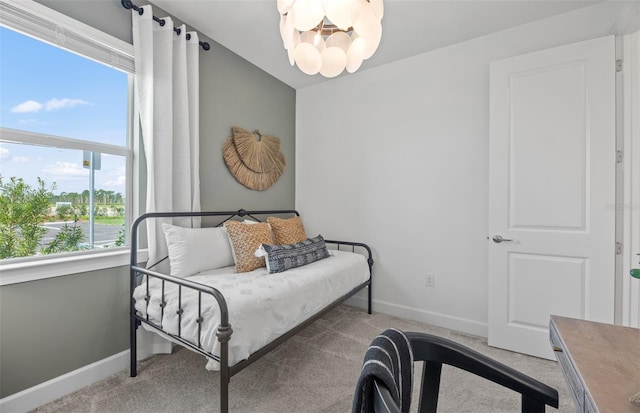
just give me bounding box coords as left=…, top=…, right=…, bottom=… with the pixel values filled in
left=122, top=0, right=210, bottom=51
left=121, top=0, right=143, bottom=15
left=185, top=33, right=211, bottom=50
left=153, top=15, right=166, bottom=27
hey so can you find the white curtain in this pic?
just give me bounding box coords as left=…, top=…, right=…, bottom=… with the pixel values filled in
left=131, top=5, right=201, bottom=357
left=132, top=5, right=201, bottom=273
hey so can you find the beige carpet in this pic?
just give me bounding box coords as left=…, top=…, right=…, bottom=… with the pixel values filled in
left=31, top=305, right=573, bottom=412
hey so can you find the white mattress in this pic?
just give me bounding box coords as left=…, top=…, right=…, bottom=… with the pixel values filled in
left=133, top=250, right=369, bottom=370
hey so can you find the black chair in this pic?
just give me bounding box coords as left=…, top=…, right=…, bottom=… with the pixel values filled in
left=371, top=332, right=559, bottom=413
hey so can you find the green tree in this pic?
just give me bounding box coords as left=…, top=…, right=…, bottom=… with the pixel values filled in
left=95, top=189, right=106, bottom=204
left=0, top=177, right=54, bottom=259
left=115, top=223, right=126, bottom=247
left=105, top=190, right=115, bottom=204
left=56, top=204, right=72, bottom=221
left=41, top=221, right=86, bottom=254
left=81, top=189, right=90, bottom=204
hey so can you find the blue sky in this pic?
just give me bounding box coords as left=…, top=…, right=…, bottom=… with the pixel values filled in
left=0, top=26, right=129, bottom=195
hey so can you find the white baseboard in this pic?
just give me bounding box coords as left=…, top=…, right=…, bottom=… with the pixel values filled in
left=0, top=350, right=129, bottom=413
left=346, top=295, right=488, bottom=338
left=0, top=329, right=174, bottom=413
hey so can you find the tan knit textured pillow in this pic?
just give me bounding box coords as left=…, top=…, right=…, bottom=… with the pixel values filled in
left=224, top=221, right=273, bottom=273
left=267, top=216, right=307, bottom=245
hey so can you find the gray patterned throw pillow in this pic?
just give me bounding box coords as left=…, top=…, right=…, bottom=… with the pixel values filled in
left=261, top=235, right=330, bottom=273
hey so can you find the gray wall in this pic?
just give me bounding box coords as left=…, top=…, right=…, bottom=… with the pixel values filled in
left=0, top=267, right=130, bottom=397
left=1, top=0, right=295, bottom=398
left=200, top=43, right=296, bottom=212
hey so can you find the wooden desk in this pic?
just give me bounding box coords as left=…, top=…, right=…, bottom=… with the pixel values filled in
left=549, top=315, right=640, bottom=413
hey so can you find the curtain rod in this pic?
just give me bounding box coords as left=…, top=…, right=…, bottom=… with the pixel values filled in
left=121, top=0, right=211, bottom=51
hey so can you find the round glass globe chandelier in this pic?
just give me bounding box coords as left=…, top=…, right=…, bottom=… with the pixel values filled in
left=278, top=0, right=384, bottom=78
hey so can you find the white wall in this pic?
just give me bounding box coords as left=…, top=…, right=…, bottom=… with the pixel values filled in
left=296, top=2, right=638, bottom=336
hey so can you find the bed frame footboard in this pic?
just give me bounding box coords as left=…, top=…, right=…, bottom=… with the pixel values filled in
left=129, top=210, right=374, bottom=413
left=129, top=264, right=233, bottom=411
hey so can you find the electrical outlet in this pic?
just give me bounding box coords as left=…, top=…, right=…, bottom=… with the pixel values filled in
left=425, top=274, right=435, bottom=287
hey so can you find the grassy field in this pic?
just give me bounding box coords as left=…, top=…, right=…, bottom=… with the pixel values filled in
left=49, top=203, right=125, bottom=226
left=92, top=217, right=125, bottom=226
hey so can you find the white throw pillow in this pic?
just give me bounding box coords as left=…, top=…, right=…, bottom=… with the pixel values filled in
left=162, top=224, right=235, bottom=277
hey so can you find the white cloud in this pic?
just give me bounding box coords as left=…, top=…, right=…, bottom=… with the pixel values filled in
left=18, top=118, right=43, bottom=125
left=10, top=98, right=89, bottom=115
left=11, top=156, right=29, bottom=163
left=11, top=100, right=43, bottom=113
left=0, top=145, right=10, bottom=160
left=42, top=162, right=88, bottom=179
left=45, top=98, right=89, bottom=111
left=103, top=175, right=126, bottom=188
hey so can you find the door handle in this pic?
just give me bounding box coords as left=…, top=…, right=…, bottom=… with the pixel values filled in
left=491, top=235, right=513, bottom=243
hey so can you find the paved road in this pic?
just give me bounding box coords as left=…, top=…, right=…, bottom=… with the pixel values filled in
left=41, top=221, right=122, bottom=248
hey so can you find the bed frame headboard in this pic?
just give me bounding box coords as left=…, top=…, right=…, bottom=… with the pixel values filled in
left=130, top=209, right=299, bottom=267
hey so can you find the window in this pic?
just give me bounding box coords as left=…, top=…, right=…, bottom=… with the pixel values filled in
left=0, top=1, right=138, bottom=284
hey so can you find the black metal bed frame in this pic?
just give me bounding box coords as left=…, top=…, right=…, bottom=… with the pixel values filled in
left=129, top=209, right=373, bottom=413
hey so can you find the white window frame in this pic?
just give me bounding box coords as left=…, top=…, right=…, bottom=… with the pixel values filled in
left=0, top=0, right=146, bottom=286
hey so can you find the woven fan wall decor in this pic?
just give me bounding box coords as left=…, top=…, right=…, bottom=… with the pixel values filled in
left=223, top=127, right=286, bottom=191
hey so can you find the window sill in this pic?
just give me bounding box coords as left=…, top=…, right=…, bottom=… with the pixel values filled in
left=0, top=248, right=149, bottom=286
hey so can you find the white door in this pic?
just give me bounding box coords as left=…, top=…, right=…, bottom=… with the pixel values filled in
left=488, top=35, right=616, bottom=360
